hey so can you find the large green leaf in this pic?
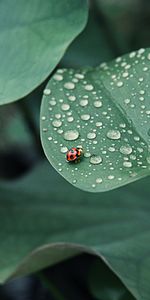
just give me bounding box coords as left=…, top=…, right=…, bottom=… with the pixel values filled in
left=0, top=0, right=88, bottom=105
left=40, top=48, right=150, bottom=192
left=0, top=160, right=150, bottom=300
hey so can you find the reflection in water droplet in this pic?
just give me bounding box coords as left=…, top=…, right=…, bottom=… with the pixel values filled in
left=87, top=132, right=96, bottom=139
left=52, top=120, right=62, bottom=128
left=81, top=114, right=91, bottom=121
left=90, top=155, right=102, bottom=164
left=107, top=130, right=121, bottom=140
left=120, top=145, right=132, bottom=155
left=64, top=130, right=79, bottom=141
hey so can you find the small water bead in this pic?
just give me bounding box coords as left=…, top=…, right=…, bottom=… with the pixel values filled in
left=123, top=161, right=132, bottom=168
left=122, top=72, right=129, bottom=78
left=117, top=81, right=123, bottom=87
left=64, top=82, right=75, bottom=90
left=53, top=74, right=63, bottom=81
left=41, top=116, right=46, bottom=120
left=64, top=130, right=79, bottom=141
left=81, top=114, right=91, bottom=121
left=75, top=73, right=84, bottom=79
left=94, top=100, right=102, bottom=108
left=43, top=128, right=48, bottom=132
left=49, top=100, right=56, bottom=106
left=146, top=110, right=150, bottom=115
left=87, top=132, right=96, bottom=139
left=124, top=98, right=130, bottom=104
left=72, top=179, right=77, bottom=184
left=68, top=95, right=76, bottom=101
left=52, top=120, right=62, bottom=128
left=108, top=146, right=116, bottom=152
left=84, top=84, right=94, bottom=91
left=96, top=122, right=103, bottom=127
left=96, top=178, right=103, bottom=184
left=84, top=152, right=91, bottom=158
left=108, top=175, right=114, bottom=180
left=107, top=130, right=121, bottom=140
left=79, top=99, right=88, bottom=106
left=120, top=145, right=132, bottom=155
left=48, top=136, right=52, bottom=141
left=61, top=146, right=68, bottom=153
left=61, top=103, right=70, bottom=111
left=67, top=116, right=74, bottom=122
left=44, top=88, right=51, bottom=95
left=55, top=114, right=61, bottom=119
left=90, top=155, right=103, bottom=165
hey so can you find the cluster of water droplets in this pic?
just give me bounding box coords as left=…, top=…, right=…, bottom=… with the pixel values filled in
left=41, top=48, right=150, bottom=191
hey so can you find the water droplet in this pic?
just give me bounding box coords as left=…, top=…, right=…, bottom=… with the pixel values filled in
left=53, top=74, right=63, bottom=81
left=52, top=120, right=62, bottom=128
left=90, top=155, right=102, bottom=164
left=79, top=99, right=88, bottom=107
left=96, top=122, right=103, bottom=127
left=94, top=100, right=102, bottom=108
left=96, top=178, right=103, bottom=184
left=49, top=100, right=56, bottom=106
left=68, top=95, right=76, bottom=101
left=108, top=175, right=114, bottom=180
left=84, top=84, right=93, bottom=91
left=41, top=116, right=46, bottom=120
left=67, top=116, right=74, bottom=122
left=64, top=82, right=75, bottom=90
left=120, top=145, right=132, bottom=155
left=61, top=103, right=70, bottom=111
left=123, top=161, right=132, bottom=168
left=87, top=132, right=96, bottom=139
left=117, top=81, right=123, bottom=87
left=44, top=88, right=51, bottom=95
left=107, top=130, right=121, bottom=140
left=61, top=146, right=68, bottom=153
left=75, top=73, right=84, bottom=79
left=81, top=114, right=91, bottom=121
left=84, top=152, right=91, bottom=158
left=64, top=130, right=79, bottom=141
left=108, top=146, right=115, bottom=152
left=72, top=179, right=77, bottom=184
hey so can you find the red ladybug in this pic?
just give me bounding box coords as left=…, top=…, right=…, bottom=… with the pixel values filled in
left=66, top=147, right=83, bottom=163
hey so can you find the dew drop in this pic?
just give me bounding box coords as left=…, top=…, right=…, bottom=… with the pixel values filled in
left=52, top=120, right=62, bottom=128
left=117, top=81, right=123, bottom=87
left=44, top=88, right=51, bottom=95
left=53, top=74, right=63, bottom=81
left=96, top=178, right=103, bottom=184
left=81, top=114, right=91, bottom=121
left=79, top=99, right=88, bottom=107
left=64, top=130, right=79, bottom=141
left=87, top=132, right=96, bottom=139
left=64, top=82, right=75, bottom=90
left=120, top=145, right=132, bottom=155
left=107, top=130, right=121, bottom=140
left=68, top=95, right=76, bottom=101
left=123, top=161, right=132, bottom=168
left=84, top=84, right=93, bottom=91
left=61, top=146, right=68, bottom=153
left=61, top=103, right=70, bottom=111
left=94, top=100, right=102, bottom=108
left=90, top=155, right=103, bottom=164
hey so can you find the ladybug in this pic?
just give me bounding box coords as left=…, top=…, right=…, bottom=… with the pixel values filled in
left=66, top=146, right=83, bottom=163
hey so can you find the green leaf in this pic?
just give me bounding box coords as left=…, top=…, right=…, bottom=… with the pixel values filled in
left=0, top=161, right=150, bottom=300
left=0, top=0, right=88, bottom=105
left=88, top=258, right=135, bottom=300
left=40, top=48, right=150, bottom=192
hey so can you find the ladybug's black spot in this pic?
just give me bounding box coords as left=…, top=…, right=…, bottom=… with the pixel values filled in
left=70, top=155, right=74, bottom=159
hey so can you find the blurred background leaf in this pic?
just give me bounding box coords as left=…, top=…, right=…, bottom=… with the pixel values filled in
left=0, top=161, right=149, bottom=299
left=0, top=0, right=88, bottom=104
